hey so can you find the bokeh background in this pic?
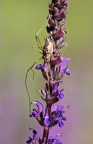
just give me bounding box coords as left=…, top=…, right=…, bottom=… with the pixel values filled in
left=0, top=0, right=93, bottom=144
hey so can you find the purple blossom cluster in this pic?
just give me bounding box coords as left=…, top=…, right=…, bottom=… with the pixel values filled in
left=26, top=0, right=70, bottom=144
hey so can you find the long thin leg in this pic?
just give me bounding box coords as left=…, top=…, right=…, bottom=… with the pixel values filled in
left=25, top=57, right=42, bottom=113
left=31, top=45, right=42, bottom=54
left=35, top=20, right=48, bottom=50
left=35, top=35, right=42, bottom=50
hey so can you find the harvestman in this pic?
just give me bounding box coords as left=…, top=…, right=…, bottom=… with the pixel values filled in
left=25, top=20, right=54, bottom=113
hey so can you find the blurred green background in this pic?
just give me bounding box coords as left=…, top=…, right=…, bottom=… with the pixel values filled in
left=0, top=0, right=93, bottom=144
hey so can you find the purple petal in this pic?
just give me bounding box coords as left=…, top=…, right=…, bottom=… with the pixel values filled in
left=43, top=62, right=48, bottom=69
left=29, top=109, right=38, bottom=117
left=66, top=68, right=70, bottom=75
left=62, top=114, right=67, bottom=121
left=60, top=59, right=68, bottom=69
left=29, top=101, right=43, bottom=117
left=53, top=82, right=60, bottom=92
left=26, top=137, right=32, bottom=144
left=29, top=128, right=38, bottom=141
left=58, top=89, right=64, bottom=99
left=44, top=116, right=52, bottom=126
left=56, top=110, right=62, bottom=117
left=58, top=91, right=64, bottom=99
left=51, top=105, right=64, bottom=112
left=51, top=105, right=58, bottom=112
left=34, top=101, right=43, bottom=114
left=48, top=133, right=62, bottom=144
left=58, top=120, right=64, bottom=127
left=57, top=105, right=64, bottom=111
left=55, top=89, right=64, bottom=99
left=35, top=64, right=43, bottom=70
left=60, top=58, right=71, bottom=70
left=55, top=134, right=62, bottom=138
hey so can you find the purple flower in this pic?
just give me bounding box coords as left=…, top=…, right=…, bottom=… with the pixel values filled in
left=36, top=62, right=48, bottom=70
left=60, top=57, right=71, bottom=75
left=51, top=105, right=66, bottom=127
left=29, top=101, right=43, bottom=117
left=26, top=137, right=32, bottom=144
left=52, top=82, right=64, bottom=99
left=48, top=134, right=62, bottom=144
left=44, top=115, right=52, bottom=126
left=26, top=128, right=38, bottom=144
left=35, top=64, right=43, bottom=70
left=56, top=89, right=64, bottom=99
left=39, top=82, right=64, bottom=105
left=53, top=81, right=60, bottom=92
left=36, top=62, right=49, bottom=80
left=58, top=119, right=64, bottom=127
